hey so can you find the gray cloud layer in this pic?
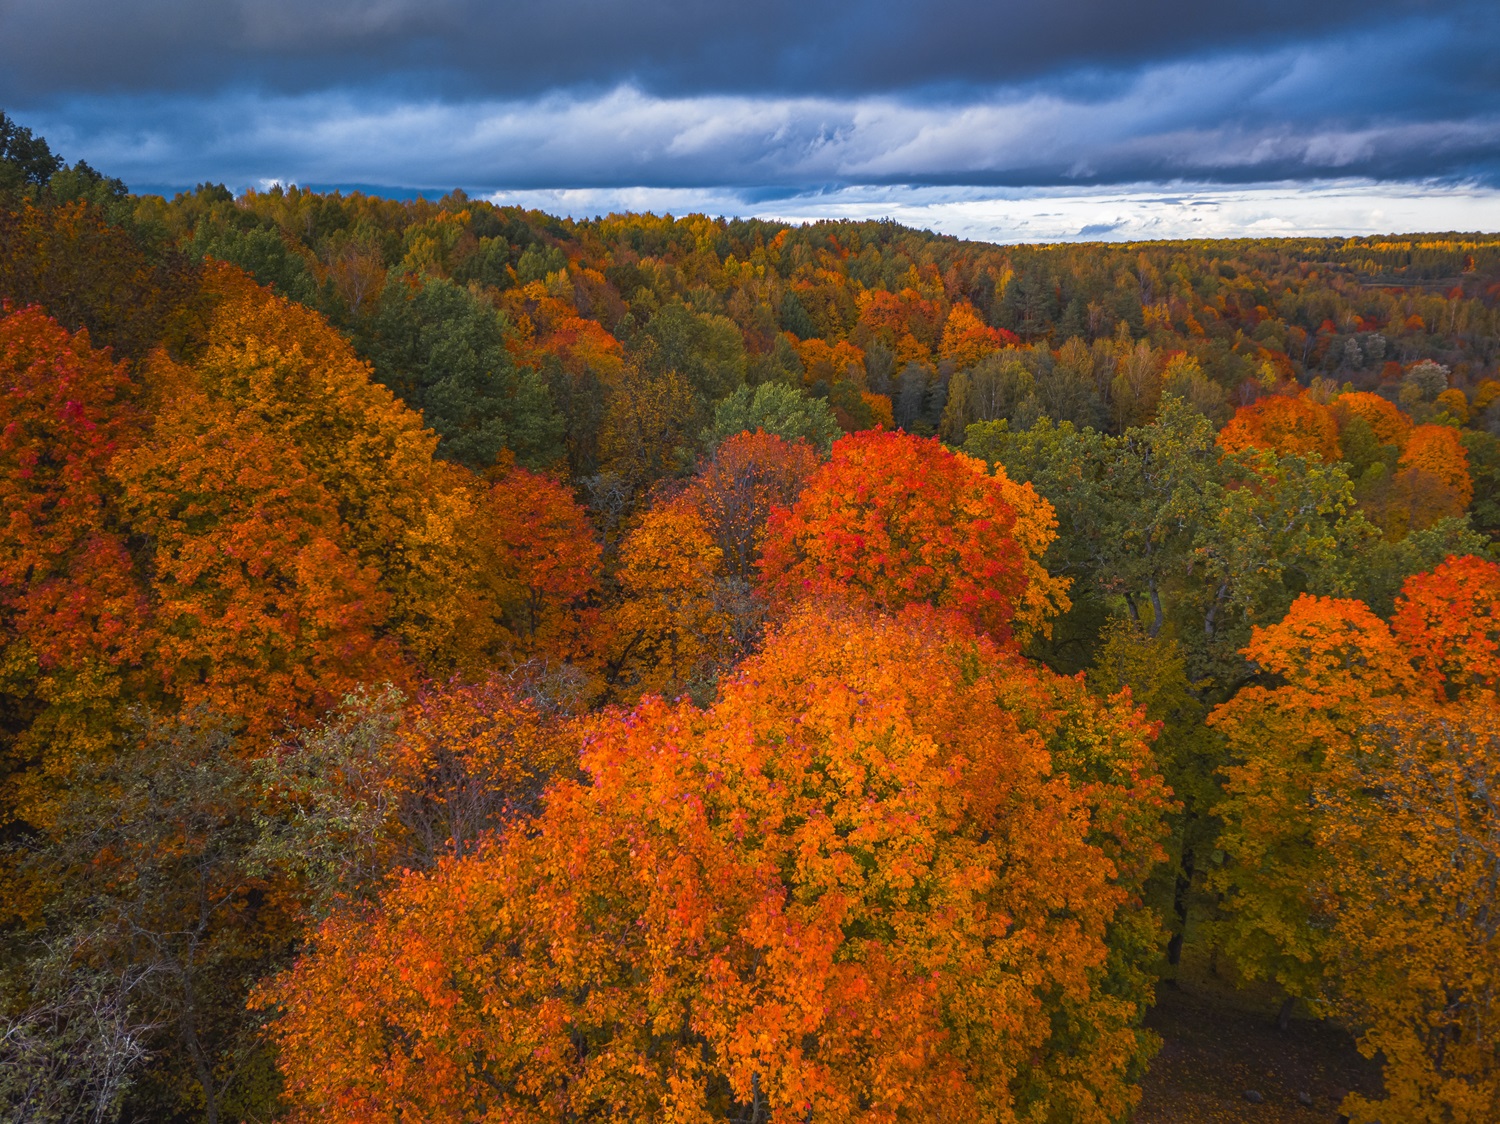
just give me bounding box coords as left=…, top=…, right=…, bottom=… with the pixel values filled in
left=2, top=0, right=1474, bottom=99
left=3, top=0, right=1498, bottom=194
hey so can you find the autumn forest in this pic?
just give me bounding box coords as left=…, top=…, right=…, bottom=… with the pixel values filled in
left=2, top=114, right=1499, bottom=1124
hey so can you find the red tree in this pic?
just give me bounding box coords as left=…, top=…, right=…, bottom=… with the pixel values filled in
left=1389, top=553, right=1500, bottom=699
left=686, top=430, right=819, bottom=582
left=480, top=466, right=600, bottom=660
left=0, top=304, right=146, bottom=672
left=759, top=430, right=1027, bottom=642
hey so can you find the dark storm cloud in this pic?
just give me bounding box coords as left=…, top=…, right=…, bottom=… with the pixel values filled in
left=2, top=0, right=1498, bottom=195
left=0, top=0, right=1486, bottom=100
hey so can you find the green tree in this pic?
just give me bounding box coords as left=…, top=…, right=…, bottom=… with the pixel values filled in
left=702, top=381, right=841, bottom=453
left=1088, top=622, right=1221, bottom=968
left=1040, top=336, right=1108, bottom=430
left=966, top=400, right=1377, bottom=689
left=1160, top=353, right=1229, bottom=426
left=641, top=301, right=747, bottom=408
left=0, top=112, right=63, bottom=191
left=1346, top=516, right=1492, bottom=617
left=190, top=222, right=321, bottom=305
left=1, top=939, right=159, bottom=1123
left=1461, top=429, right=1500, bottom=541
left=942, top=349, right=1038, bottom=437
left=361, top=277, right=563, bottom=469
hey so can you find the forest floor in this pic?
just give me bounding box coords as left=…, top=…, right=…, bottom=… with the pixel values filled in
left=1135, top=980, right=1384, bottom=1123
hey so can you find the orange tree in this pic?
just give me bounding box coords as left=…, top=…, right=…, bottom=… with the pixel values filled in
left=1391, top=422, right=1473, bottom=531
left=600, top=433, right=817, bottom=704
left=182, top=264, right=488, bottom=671
left=113, top=379, right=396, bottom=740
left=1217, top=392, right=1340, bottom=463
left=0, top=271, right=542, bottom=1118
left=475, top=465, right=600, bottom=663
left=1329, top=390, right=1412, bottom=451
left=2, top=266, right=506, bottom=823
left=1388, top=552, right=1499, bottom=696
left=260, top=603, right=1169, bottom=1124
left=758, top=429, right=1034, bottom=644
left=256, top=673, right=577, bottom=914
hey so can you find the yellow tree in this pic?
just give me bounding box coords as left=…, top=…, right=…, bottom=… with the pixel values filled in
left=186, top=264, right=483, bottom=670
left=1318, top=702, right=1500, bottom=1124
left=113, top=383, right=397, bottom=739
left=1211, top=555, right=1500, bottom=1121
left=1209, top=594, right=1417, bottom=1002
left=602, top=497, right=736, bottom=704
left=597, top=361, right=698, bottom=496
left=938, top=302, right=1019, bottom=368
left=989, top=462, right=1072, bottom=644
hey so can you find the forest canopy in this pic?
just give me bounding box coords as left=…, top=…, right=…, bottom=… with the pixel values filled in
left=2, top=114, right=1498, bottom=1124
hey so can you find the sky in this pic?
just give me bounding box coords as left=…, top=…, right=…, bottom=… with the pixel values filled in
left=4, top=0, right=1500, bottom=242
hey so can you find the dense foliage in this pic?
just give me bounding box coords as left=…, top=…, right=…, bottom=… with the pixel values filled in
left=2, top=115, right=1498, bottom=1123
left=263, top=604, right=1169, bottom=1124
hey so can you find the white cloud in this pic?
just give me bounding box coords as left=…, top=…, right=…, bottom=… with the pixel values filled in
left=487, top=182, right=1500, bottom=244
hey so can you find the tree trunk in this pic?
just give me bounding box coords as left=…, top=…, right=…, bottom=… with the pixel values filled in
left=1166, top=847, right=1195, bottom=967
left=1276, top=996, right=1295, bottom=1033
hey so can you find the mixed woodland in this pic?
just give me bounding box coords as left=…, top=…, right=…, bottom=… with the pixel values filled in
left=2, top=112, right=1499, bottom=1123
